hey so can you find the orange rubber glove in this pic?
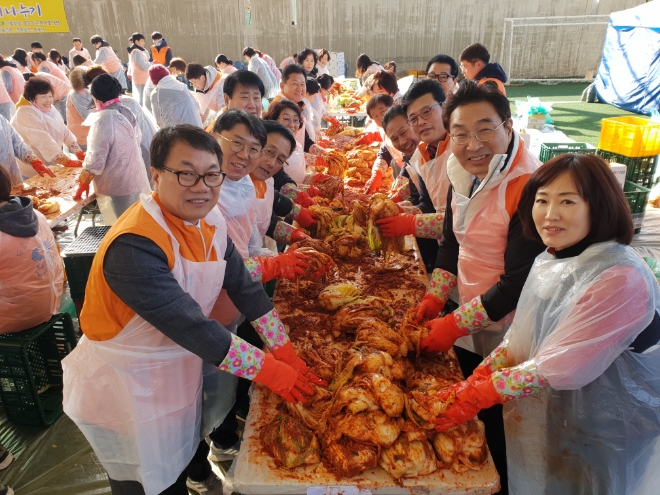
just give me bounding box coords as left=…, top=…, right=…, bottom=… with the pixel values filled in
left=306, top=185, right=322, bottom=198
left=75, top=151, right=86, bottom=161
left=388, top=190, right=403, bottom=203
left=259, top=251, right=309, bottom=283
left=252, top=353, right=313, bottom=403
left=355, top=131, right=382, bottom=146
left=310, top=173, right=331, bottom=184
left=73, top=169, right=95, bottom=200
left=31, top=160, right=56, bottom=178
left=375, top=214, right=417, bottom=237
left=421, top=313, right=468, bottom=353
left=271, top=342, right=328, bottom=387
left=64, top=159, right=83, bottom=168
left=414, top=293, right=447, bottom=323
left=325, top=115, right=341, bottom=127
left=290, top=229, right=311, bottom=244
left=363, top=170, right=383, bottom=194
left=294, top=191, right=314, bottom=208
left=431, top=377, right=504, bottom=431
left=295, top=208, right=318, bottom=229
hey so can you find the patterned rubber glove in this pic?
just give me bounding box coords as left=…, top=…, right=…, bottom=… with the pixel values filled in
left=271, top=342, right=328, bottom=387
left=308, top=143, right=327, bottom=156
left=355, top=131, right=382, bottom=146
left=281, top=183, right=314, bottom=206
left=273, top=222, right=311, bottom=245
left=414, top=269, right=457, bottom=323
left=31, top=160, right=56, bottom=178
left=73, top=169, right=94, bottom=200
left=380, top=213, right=444, bottom=239
left=75, top=151, right=86, bottom=161
left=473, top=339, right=509, bottom=379
left=388, top=176, right=411, bottom=203
left=364, top=170, right=383, bottom=194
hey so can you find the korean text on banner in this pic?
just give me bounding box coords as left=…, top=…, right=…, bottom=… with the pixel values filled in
left=0, top=1, right=70, bottom=34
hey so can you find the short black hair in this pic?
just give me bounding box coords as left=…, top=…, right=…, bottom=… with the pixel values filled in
left=223, top=70, right=265, bottom=98
left=213, top=109, right=267, bottom=147
left=185, top=62, right=206, bottom=80
left=426, top=54, right=459, bottom=78
left=401, top=79, right=446, bottom=113
left=382, top=104, right=408, bottom=133
left=442, top=80, right=510, bottom=131
left=150, top=125, right=222, bottom=171
left=215, top=54, right=233, bottom=65
left=132, top=33, right=145, bottom=42
left=23, top=76, right=54, bottom=101
left=72, top=38, right=81, bottom=43
left=0, top=164, right=11, bottom=202
left=151, top=31, right=163, bottom=40
left=371, top=70, right=398, bottom=96
left=317, top=74, right=334, bottom=91
left=30, top=42, right=42, bottom=49
left=22, top=72, right=34, bottom=82
left=282, top=64, right=306, bottom=83
left=72, top=55, right=87, bottom=67
left=31, top=52, right=46, bottom=62
left=460, top=43, right=490, bottom=64
left=305, top=78, right=320, bottom=95
left=90, top=35, right=103, bottom=45
left=262, top=120, right=296, bottom=157
left=366, top=94, right=394, bottom=118
left=297, top=48, right=318, bottom=66
left=356, top=54, right=372, bottom=74
left=48, top=49, right=62, bottom=63
left=242, top=46, right=256, bottom=58
left=263, top=99, right=304, bottom=130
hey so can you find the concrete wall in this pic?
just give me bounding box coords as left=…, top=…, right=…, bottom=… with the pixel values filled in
left=0, top=0, right=644, bottom=78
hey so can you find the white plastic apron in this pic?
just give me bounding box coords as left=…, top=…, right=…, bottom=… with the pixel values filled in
left=63, top=194, right=231, bottom=495
left=285, top=142, right=307, bottom=185
left=255, top=177, right=275, bottom=239
left=450, top=135, right=540, bottom=356
left=503, top=243, right=660, bottom=494
left=409, top=141, right=451, bottom=215
left=195, top=71, right=224, bottom=117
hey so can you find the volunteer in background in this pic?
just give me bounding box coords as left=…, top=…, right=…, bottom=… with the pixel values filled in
left=307, top=77, right=342, bottom=134
left=71, top=55, right=92, bottom=68
left=275, top=64, right=316, bottom=147
left=430, top=154, right=660, bottom=494
left=223, top=69, right=265, bottom=118
left=150, top=31, right=173, bottom=67
left=11, top=77, right=84, bottom=179
left=186, top=63, right=227, bottom=125
left=31, top=52, right=71, bottom=122
left=73, top=74, right=150, bottom=222
left=127, top=33, right=151, bottom=105
left=168, top=57, right=192, bottom=88
left=426, top=54, right=459, bottom=98
left=279, top=53, right=298, bottom=69
left=26, top=42, right=43, bottom=73
left=32, top=51, right=69, bottom=84
left=317, top=49, right=331, bottom=76
left=69, top=38, right=91, bottom=69
left=90, top=35, right=128, bottom=89
left=242, top=47, right=278, bottom=100
left=0, top=71, right=11, bottom=121
left=254, top=49, right=281, bottom=85
left=215, top=54, right=237, bottom=75
left=355, top=53, right=382, bottom=85
left=48, top=49, right=70, bottom=76
left=459, top=43, right=507, bottom=96
left=66, top=67, right=92, bottom=151
left=414, top=82, right=544, bottom=492
left=8, top=49, right=29, bottom=73
left=317, top=73, right=334, bottom=101
left=297, top=47, right=318, bottom=77
left=384, top=61, right=397, bottom=75
left=0, top=165, right=64, bottom=335
left=370, top=69, right=401, bottom=102
left=63, top=125, right=317, bottom=495
left=0, top=112, right=50, bottom=184
left=149, top=64, right=202, bottom=128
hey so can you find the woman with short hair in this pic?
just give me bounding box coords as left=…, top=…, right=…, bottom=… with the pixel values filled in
left=297, top=48, right=318, bottom=77
left=317, top=49, right=331, bottom=76
left=49, top=49, right=70, bottom=76
left=355, top=53, right=382, bottom=85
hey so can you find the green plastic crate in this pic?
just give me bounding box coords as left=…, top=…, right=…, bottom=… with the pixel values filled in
left=62, top=226, right=111, bottom=300
left=539, top=142, right=597, bottom=163
left=598, top=150, right=659, bottom=189
left=624, top=180, right=651, bottom=234
left=0, top=313, right=78, bottom=426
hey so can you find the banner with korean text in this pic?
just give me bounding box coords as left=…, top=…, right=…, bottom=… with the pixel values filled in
left=0, top=1, right=70, bottom=34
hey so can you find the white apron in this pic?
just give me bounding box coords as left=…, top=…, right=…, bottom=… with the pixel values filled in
left=285, top=142, right=306, bottom=185
left=255, top=177, right=275, bottom=239
left=63, top=194, right=231, bottom=495
left=408, top=141, right=451, bottom=215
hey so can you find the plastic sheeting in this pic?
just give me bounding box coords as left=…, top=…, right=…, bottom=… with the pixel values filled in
left=594, top=1, right=660, bottom=115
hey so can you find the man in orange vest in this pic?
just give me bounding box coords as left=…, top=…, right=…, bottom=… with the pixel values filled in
left=150, top=31, right=173, bottom=67
left=459, top=43, right=507, bottom=96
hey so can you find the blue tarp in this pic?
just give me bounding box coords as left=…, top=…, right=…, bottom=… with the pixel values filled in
left=595, top=1, right=660, bottom=115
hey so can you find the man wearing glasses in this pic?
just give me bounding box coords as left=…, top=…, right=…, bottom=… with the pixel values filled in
left=425, top=54, right=459, bottom=98
left=63, top=125, right=318, bottom=494
left=413, top=82, right=543, bottom=494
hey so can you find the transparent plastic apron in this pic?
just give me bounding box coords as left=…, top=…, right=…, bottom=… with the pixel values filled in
left=286, top=141, right=307, bottom=185
left=256, top=177, right=278, bottom=252
left=63, top=194, right=231, bottom=494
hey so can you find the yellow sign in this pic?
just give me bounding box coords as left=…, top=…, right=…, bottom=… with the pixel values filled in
left=0, top=1, right=70, bottom=34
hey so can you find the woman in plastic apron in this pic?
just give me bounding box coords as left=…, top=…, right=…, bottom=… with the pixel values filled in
left=263, top=99, right=307, bottom=185
left=424, top=154, right=660, bottom=495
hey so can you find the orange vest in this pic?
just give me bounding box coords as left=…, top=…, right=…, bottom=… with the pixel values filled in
left=477, top=77, right=507, bottom=96
left=151, top=45, right=171, bottom=66
left=66, top=94, right=89, bottom=146
left=80, top=194, right=218, bottom=341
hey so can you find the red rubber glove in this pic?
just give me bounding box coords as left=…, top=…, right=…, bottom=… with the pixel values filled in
left=421, top=313, right=468, bottom=353
left=388, top=190, right=403, bottom=203
left=75, top=151, right=86, bottom=161
left=310, top=173, right=331, bottom=184
left=355, top=131, right=382, bottom=146
left=375, top=214, right=417, bottom=237
left=414, top=293, right=447, bottom=323
left=271, top=342, right=328, bottom=387
left=295, top=208, right=318, bottom=229
left=325, top=115, right=341, bottom=127
left=308, top=258, right=334, bottom=281
left=290, top=229, right=311, bottom=244
left=306, top=185, right=322, bottom=198
left=252, top=353, right=313, bottom=403
left=431, top=377, right=504, bottom=431
left=294, top=191, right=314, bottom=208
left=31, top=160, right=56, bottom=178
left=363, top=170, right=383, bottom=194
left=64, top=159, right=83, bottom=168
left=260, top=251, right=309, bottom=282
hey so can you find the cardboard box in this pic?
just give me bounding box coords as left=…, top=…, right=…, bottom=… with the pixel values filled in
left=608, top=162, right=627, bottom=189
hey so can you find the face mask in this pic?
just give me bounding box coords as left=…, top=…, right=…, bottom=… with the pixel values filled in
left=154, top=40, right=162, bottom=47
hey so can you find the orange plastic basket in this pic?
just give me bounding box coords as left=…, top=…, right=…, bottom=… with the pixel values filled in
left=598, top=116, right=660, bottom=158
